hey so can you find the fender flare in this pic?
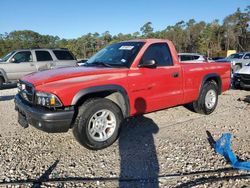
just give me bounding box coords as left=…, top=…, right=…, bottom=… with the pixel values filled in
left=71, top=84, right=130, bottom=118
left=234, top=62, right=242, bottom=66
left=234, top=62, right=242, bottom=69
left=200, top=73, right=222, bottom=95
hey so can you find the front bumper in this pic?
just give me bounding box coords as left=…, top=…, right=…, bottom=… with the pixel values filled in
left=233, top=74, right=250, bottom=89
left=14, top=94, right=75, bottom=133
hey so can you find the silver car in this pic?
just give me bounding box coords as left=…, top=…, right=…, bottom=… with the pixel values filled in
left=227, top=52, right=250, bottom=72
left=178, top=53, right=209, bottom=63
left=233, top=63, right=250, bottom=89
left=0, top=48, right=77, bottom=88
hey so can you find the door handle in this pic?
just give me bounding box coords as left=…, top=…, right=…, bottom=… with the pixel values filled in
left=172, top=72, right=179, bottom=78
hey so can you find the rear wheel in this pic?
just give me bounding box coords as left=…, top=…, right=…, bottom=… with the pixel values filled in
left=73, top=98, right=123, bottom=150
left=192, top=81, right=218, bottom=115
left=0, top=77, right=4, bottom=89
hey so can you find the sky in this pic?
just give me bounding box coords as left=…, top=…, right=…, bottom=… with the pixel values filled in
left=0, top=0, right=249, bottom=39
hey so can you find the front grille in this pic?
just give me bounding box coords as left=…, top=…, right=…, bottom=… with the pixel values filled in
left=242, top=79, right=250, bottom=85
left=241, top=74, right=250, bottom=80
left=18, top=80, right=35, bottom=103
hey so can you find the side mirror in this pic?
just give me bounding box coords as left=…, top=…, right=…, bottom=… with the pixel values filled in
left=138, top=59, right=157, bottom=68
left=10, top=58, right=16, bottom=63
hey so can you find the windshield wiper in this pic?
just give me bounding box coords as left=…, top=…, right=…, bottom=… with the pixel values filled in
left=88, top=61, right=113, bottom=67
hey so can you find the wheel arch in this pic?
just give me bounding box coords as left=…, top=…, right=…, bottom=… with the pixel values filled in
left=233, top=63, right=242, bottom=72
left=200, top=73, right=222, bottom=95
left=71, top=85, right=130, bottom=118
left=0, top=69, right=8, bottom=83
left=235, top=62, right=242, bottom=67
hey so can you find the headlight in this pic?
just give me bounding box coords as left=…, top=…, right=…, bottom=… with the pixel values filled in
left=35, top=92, right=62, bottom=107
left=17, top=81, right=26, bottom=91
left=231, top=60, right=236, bottom=66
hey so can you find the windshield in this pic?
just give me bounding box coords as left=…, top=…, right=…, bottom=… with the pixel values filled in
left=0, top=51, right=16, bottom=62
left=227, top=53, right=244, bottom=59
left=86, top=42, right=145, bottom=68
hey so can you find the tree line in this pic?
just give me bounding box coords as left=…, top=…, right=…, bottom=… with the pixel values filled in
left=0, top=6, right=249, bottom=59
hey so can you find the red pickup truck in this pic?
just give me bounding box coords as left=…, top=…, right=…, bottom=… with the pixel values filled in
left=15, top=39, right=231, bottom=150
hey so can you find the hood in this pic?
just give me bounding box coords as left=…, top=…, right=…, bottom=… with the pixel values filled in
left=22, top=66, right=128, bottom=86
left=236, top=65, right=250, bottom=74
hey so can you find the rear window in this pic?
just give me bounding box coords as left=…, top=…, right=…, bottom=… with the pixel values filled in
left=53, top=50, right=75, bottom=60
left=35, top=51, right=53, bottom=61
left=192, top=55, right=200, bottom=60
left=180, top=55, right=193, bottom=61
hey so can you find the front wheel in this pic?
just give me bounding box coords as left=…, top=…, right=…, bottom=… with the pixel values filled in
left=192, top=81, right=218, bottom=115
left=73, top=98, right=123, bottom=150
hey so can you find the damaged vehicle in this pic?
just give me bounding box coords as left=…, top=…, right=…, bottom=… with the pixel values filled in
left=216, top=52, right=250, bottom=73
left=233, top=63, right=250, bottom=90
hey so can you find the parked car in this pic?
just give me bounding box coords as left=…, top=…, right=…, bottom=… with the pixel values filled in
left=233, top=63, right=250, bottom=89
left=15, top=39, right=231, bottom=150
left=212, top=57, right=225, bottom=61
left=215, top=52, right=250, bottom=73
left=178, top=53, right=208, bottom=63
left=0, top=48, right=77, bottom=88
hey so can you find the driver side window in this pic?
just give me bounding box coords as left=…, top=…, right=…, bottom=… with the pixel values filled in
left=12, top=51, right=33, bottom=63
left=140, top=43, right=173, bottom=66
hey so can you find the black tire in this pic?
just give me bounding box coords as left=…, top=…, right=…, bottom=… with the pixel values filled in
left=73, top=98, right=123, bottom=150
left=233, top=81, right=242, bottom=90
left=192, top=81, right=218, bottom=115
left=0, top=77, right=4, bottom=89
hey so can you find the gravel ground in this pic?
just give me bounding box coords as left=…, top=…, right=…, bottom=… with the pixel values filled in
left=0, top=86, right=249, bottom=187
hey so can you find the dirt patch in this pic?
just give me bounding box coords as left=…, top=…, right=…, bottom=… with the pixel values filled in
left=0, top=88, right=249, bottom=187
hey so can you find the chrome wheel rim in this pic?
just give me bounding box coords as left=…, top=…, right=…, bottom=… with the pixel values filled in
left=205, top=89, right=216, bottom=109
left=88, top=109, right=116, bottom=142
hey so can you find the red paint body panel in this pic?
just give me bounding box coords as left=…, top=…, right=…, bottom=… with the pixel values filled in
left=21, top=39, right=231, bottom=116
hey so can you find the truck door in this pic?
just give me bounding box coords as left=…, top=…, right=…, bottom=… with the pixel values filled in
left=129, top=43, right=183, bottom=114
left=34, top=50, right=54, bottom=71
left=5, top=51, right=36, bottom=80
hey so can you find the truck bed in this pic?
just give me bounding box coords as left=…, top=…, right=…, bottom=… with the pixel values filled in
left=180, top=62, right=231, bottom=104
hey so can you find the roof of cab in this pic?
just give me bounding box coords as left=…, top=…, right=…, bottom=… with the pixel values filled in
left=122, top=38, right=172, bottom=43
